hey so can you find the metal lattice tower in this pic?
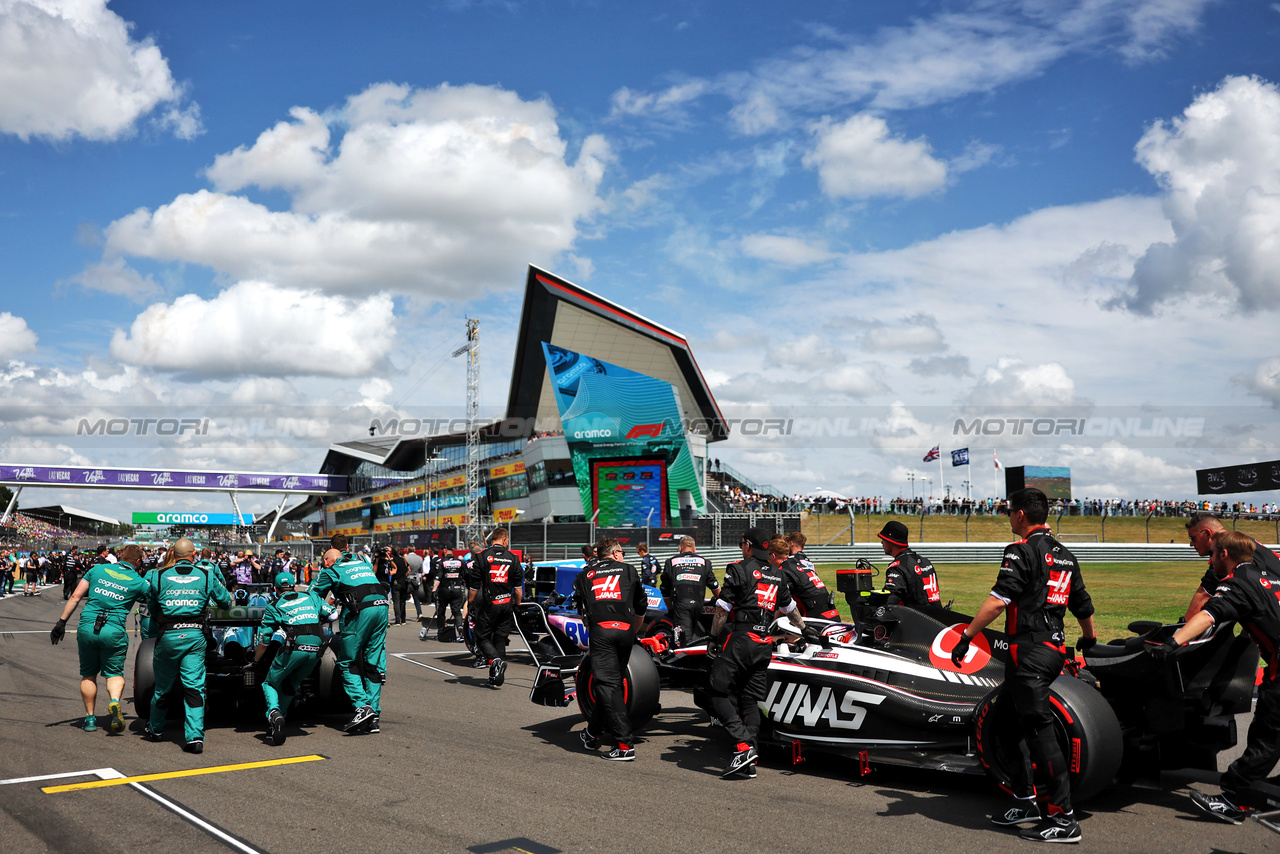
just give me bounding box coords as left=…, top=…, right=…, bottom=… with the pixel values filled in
left=453, top=318, right=481, bottom=541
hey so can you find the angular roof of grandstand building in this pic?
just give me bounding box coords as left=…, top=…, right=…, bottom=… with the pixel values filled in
left=507, top=266, right=727, bottom=441
left=318, top=265, right=726, bottom=482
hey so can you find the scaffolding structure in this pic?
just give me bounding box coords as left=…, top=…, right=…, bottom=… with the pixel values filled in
left=452, top=318, right=481, bottom=542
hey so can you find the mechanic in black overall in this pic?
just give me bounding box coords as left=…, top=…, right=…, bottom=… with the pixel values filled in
left=575, top=538, right=647, bottom=761
left=706, top=529, right=806, bottom=779
left=951, top=488, right=1096, bottom=844
left=1160, top=530, right=1280, bottom=824
left=659, top=536, right=719, bottom=646
left=432, top=548, right=468, bottom=642
left=462, top=540, right=486, bottom=668
left=781, top=531, right=838, bottom=619
left=1182, top=511, right=1280, bottom=621
left=878, top=520, right=942, bottom=609
left=467, top=529, right=523, bottom=688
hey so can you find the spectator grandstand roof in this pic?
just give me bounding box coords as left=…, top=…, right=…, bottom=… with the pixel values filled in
left=507, top=265, right=727, bottom=441
left=319, top=264, right=726, bottom=479
left=22, top=504, right=121, bottom=527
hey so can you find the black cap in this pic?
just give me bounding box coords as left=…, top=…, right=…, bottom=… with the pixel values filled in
left=741, top=527, right=770, bottom=550
left=878, top=521, right=909, bottom=547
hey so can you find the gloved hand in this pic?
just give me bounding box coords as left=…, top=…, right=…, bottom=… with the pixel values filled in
left=790, top=638, right=808, bottom=654
left=1076, top=636, right=1097, bottom=652
left=1151, top=638, right=1181, bottom=663
left=950, top=631, right=972, bottom=667
left=50, top=619, right=67, bottom=645
left=707, top=636, right=723, bottom=660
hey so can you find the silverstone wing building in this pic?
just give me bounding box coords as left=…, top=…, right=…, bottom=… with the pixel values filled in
left=310, top=266, right=728, bottom=542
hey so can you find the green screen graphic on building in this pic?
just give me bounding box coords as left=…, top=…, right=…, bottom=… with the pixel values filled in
left=542, top=342, right=703, bottom=526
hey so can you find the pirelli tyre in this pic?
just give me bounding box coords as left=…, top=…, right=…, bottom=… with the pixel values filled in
left=132, top=637, right=156, bottom=719
left=575, top=644, right=661, bottom=730
left=974, top=674, right=1123, bottom=802
left=315, top=644, right=349, bottom=712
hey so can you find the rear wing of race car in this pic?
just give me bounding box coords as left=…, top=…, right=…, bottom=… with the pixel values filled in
left=515, top=602, right=583, bottom=708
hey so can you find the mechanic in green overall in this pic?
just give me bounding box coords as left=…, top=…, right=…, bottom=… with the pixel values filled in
left=50, top=543, right=150, bottom=734
left=251, top=570, right=337, bottom=745
left=309, top=535, right=388, bottom=734
left=142, top=538, right=232, bottom=753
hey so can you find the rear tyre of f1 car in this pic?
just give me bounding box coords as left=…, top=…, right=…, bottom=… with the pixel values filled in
left=131, top=637, right=190, bottom=722
left=133, top=637, right=156, bottom=719
left=974, top=674, right=1123, bottom=802
left=575, top=644, right=661, bottom=731
left=315, top=645, right=350, bottom=713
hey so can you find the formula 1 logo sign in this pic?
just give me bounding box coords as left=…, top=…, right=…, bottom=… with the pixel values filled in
left=624, top=423, right=664, bottom=439
left=929, top=624, right=992, bottom=674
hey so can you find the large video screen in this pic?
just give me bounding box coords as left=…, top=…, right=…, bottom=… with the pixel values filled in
left=1006, top=465, right=1072, bottom=500
left=592, top=459, right=667, bottom=527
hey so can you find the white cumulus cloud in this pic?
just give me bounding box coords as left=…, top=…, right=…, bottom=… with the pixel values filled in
left=66, top=256, right=160, bottom=300
left=0, top=0, right=195, bottom=141
left=109, top=281, right=396, bottom=378
left=862, top=315, right=946, bottom=352
left=0, top=312, right=38, bottom=359
left=741, top=234, right=835, bottom=265
left=95, top=82, right=609, bottom=299
left=964, top=358, right=1081, bottom=407
left=1121, top=75, right=1280, bottom=312
left=804, top=114, right=947, bottom=199
left=1238, top=356, right=1280, bottom=406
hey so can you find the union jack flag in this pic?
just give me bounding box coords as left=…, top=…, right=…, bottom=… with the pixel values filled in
left=923, top=445, right=940, bottom=462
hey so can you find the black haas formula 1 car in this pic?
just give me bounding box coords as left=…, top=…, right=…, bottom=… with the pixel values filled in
left=522, top=559, right=1260, bottom=801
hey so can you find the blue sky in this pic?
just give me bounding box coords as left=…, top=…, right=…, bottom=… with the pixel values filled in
left=2, top=0, right=1280, bottom=519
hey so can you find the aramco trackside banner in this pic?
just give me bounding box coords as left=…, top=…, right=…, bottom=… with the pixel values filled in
left=541, top=342, right=703, bottom=526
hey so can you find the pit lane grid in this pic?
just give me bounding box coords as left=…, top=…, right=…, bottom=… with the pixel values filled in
left=2, top=592, right=1272, bottom=853
left=1, top=756, right=325, bottom=853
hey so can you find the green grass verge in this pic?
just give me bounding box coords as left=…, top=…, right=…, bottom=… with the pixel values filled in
left=817, top=561, right=1203, bottom=642
left=803, top=513, right=1280, bottom=545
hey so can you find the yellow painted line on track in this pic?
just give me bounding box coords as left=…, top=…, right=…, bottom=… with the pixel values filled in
left=42, top=754, right=325, bottom=793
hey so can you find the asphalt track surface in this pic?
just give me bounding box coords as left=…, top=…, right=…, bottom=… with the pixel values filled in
left=1, top=587, right=1275, bottom=854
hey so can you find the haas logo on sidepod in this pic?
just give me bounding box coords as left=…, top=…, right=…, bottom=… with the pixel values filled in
left=929, top=624, right=992, bottom=674
left=762, top=682, right=885, bottom=730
